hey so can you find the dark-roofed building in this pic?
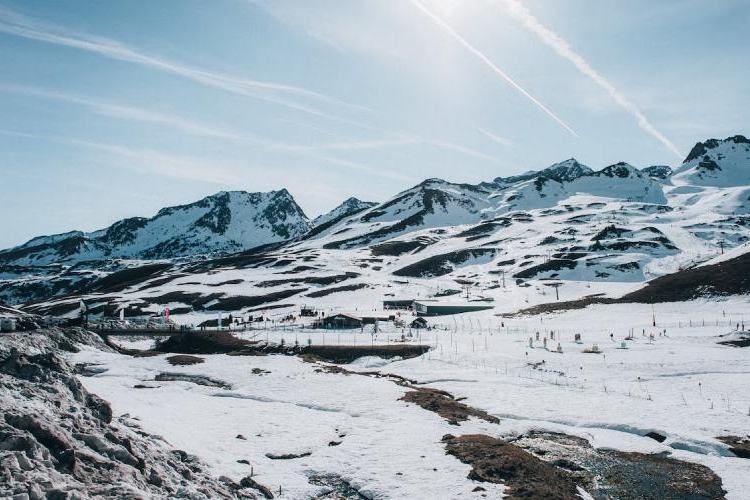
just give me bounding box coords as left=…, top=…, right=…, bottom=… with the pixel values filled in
left=383, top=299, right=415, bottom=310
left=414, top=301, right=494, bottom=317
left=314, top=313, right=363, bottom=329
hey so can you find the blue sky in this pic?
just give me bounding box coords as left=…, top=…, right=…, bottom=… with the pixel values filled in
left=0, top=0, right=748, bottom=248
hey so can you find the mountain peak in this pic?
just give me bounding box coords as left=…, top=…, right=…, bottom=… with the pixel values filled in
left=540, top=158, right=593, bottom=182
left=675, top=134, right=750, bottom=187
left=1, top=189, right=312, bottom=265
left=599, top=162, right=641, bottom=178
left=641, top=165, right=673, bottom=180
left=313, top=197, right=377, bottom=227
left=684, top=134, right=750, bottom=164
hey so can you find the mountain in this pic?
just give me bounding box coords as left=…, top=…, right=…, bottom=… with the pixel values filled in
left=0, top=190, right=311, bottom=266
left=490, top=158, right=593, bottom=185
left=673, top=135, right=750, bottom=187
left=4, top=133, right=750, bottom=315
left=311, top=178, right=494, bottom=249
left=312, top=197, right=378, bottom=227
left=641, top=165, right=673, bottom=180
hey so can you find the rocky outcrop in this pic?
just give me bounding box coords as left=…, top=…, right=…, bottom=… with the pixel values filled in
left=0, top=328, right=263, bottom=499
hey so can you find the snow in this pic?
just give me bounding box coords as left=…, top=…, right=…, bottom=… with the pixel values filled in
left=0, top=190, right=312, bottom=266
left=71, top=296, right=750, bottom=499
left=8, top=133, right=746, bottom=497
left=313, top=197, right=377, bottom=227
left=673, top=136, right=750, bottom=187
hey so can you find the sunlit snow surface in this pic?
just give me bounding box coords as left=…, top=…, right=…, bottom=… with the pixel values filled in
left=73, top=297, right=750, bottom=499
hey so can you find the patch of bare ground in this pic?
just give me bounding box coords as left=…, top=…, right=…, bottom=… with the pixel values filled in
left=717, top=435, right=750, bottom=459
left=500, top=294, right=615, bottom=317
left=514, top=431, right=725, bottom=500
left=154, top=331, right=254, bottom=354
left=401, top=388, right=499, bottom=425
left=442, top=434, right=580, bottom=499
left=301, top=344, right=428, bottom=363
left=310, top=360, right=499, bottom=426
left=166, top=354, right=204, bottom=366
left=265, top=451, right=312, bottom=460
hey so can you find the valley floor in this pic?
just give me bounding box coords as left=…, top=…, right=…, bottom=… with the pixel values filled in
left=71, top=297, right=750, bottom=499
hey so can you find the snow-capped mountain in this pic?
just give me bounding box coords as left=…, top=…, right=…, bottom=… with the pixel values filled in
left=0, top=190, right=311, bottom=266
left=3, top=134, right=750, bottom=316
left=312, top=197, right=378, bottom=227
left=673, top=135, right=750, bottom=187
left=641, top=165, right=673, bottom=180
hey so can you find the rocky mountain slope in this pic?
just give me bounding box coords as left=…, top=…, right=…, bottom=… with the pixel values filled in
left=312, top=197, right=377, bottom=227
left=0, top=190, right=312, bottom=266
left=673, top=135, right=750, bottom=187
left=0, top=328, right=269, bottom=498
left=3, top=135, right=749, bottom=319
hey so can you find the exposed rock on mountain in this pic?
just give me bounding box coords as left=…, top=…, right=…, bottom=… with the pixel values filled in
left=0, top=190, right=312, bottom=266
left=2, top=134, right=749, bottom=315
left=0, top=328, right=260, bottom=499
left=312, top=197, right=377, bottom=227
left=641, top=165, right=673, bottom=180
left=673, top=135, right=750, bottom=186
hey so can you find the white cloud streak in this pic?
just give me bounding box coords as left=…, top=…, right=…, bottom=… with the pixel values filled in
left=498, top=0, right=682, bottom=158
left=410, top=0, right=578, bottom=137
left=478, top=127, right=513, bottom=147
left=1, top=83, right=501, bottom=169
left=0, top=5, right=371, bottom=128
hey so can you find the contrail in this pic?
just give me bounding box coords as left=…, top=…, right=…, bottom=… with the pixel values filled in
left=410, top=0, right=578, bottom=137
left=478, top=127, right=513, bottom=147
left=498, top=0, right=682, bottom=159
left=0, top=5, right=371, bottom=127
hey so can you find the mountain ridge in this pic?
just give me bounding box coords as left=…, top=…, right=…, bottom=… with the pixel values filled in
left=2, top=133, right=749, bottom=310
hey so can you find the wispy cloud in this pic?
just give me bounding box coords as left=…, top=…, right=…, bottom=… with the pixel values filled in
left=0, top=5, right=371, bottom=128
left=498, top=0, right=682, bottom=158
left=0, top=84, right=250, bottom=141
left=409, top=0, right=578, bottom=137
left=1, top=83, right=500, bottom=174
left=0, top=125, right=417, bottom=185
left=478, top=128, right=513, bottom=147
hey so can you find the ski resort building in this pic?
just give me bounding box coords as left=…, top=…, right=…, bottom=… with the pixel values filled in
left=413, top=301, right=494, bottom=317
left=314, top=312, right=395, bottom=329
left=383, top=298, right=416, bottom=310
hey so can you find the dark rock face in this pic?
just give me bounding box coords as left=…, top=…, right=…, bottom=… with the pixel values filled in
left=0, top=189, right=312, bottom=266
left=0, top=328, right=256, bottom=499
left=641, top=165, right=673, bottom=180
left=600, top=162, right=641, bottom=178
left=684, top=135, right=750, bottom=163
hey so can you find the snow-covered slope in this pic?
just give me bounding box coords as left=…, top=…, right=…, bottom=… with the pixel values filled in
left=0, top=190, right=312, bottom=266
left=4, top=134, right=750, bottom=316
left=312, top=197, right=377, bottom=227
left=673, top=135, right=750, bottom=187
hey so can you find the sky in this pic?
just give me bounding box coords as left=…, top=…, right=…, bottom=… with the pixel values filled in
left=0, top=0, right=748, bottom=248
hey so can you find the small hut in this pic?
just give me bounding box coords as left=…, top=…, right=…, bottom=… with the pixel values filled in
left=315, top=313, right=363, bottom=329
